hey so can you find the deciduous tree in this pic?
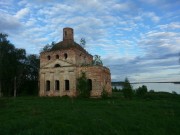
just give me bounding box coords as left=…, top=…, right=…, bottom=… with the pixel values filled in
left=122, top=78, right=133, bottom=99
left=0, top=33, right=26, bottom=96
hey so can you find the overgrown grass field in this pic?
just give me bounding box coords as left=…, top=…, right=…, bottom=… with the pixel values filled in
left=0, top=93, right=180, bottom=135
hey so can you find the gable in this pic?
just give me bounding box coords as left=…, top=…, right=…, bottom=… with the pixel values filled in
left=41, top=59, right=73, bottom=68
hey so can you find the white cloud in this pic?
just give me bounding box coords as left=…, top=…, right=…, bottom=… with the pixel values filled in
left=138, top=30, right=180, bottom=62
left=14, top=8, right=29, bottom=19
left=25, top=18, right=37, bottom=27
left=142, top=12, right=160, bottom=23
left=158, top=22, right=180, bottom=29
left=112, top=3, right=131, bottom=11
left=118, top=27, right=133, bottom=31
left=144, top=31, right=177, bottom=38
left=0, top=12, right=21, bottom=32
left=73, top=0, right=105, bottom=12
left=140, top=0, right=160, bottom=4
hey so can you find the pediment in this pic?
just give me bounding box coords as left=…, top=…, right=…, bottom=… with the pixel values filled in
left=42, top=59, right=73, bottom=68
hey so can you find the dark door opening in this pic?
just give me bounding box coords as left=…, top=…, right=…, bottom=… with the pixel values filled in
left=87, top=79, right=92, bottom=91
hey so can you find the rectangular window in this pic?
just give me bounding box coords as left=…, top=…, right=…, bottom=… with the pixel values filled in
left=65, top=80, right=69, bottom=90
left=55, top=80, right=60, bottom=90
left=46, top=80, right=50, bottom=91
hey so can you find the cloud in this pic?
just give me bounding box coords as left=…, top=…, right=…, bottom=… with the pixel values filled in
left=14, top=8, right=29, bottom=19
left=139, top=12, right=160, bottom=23
left=0, top=13, right=21, bottom=32
left=139, top=31, right=180, bottom=56
left=158, top=22, right=180, bottom=30
left=140, top=0, right=162, bottom=4
left=112, top=2, right=132, bottom=11
left=104, top=53, right=180, bottom=82
left=139, top=0, right=180, bottom=10
left=103, top=28, right=180, bottom=82
left=146, top=12, right=160, bottom=22
left=0, top=0, right=179, bottom=82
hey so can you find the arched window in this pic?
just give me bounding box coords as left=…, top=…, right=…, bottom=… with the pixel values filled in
left=65, top=80, right=69, bottom=90
left=46, top=80, right=50, bottom=91
left=87, top=79, right=92, bottom=91
left=47, top=55, right=51, bottom=60
left=54, top=64, right=60, bottom=68
left=55, top=80, right=60, bottom=90
left=56, top=55, right=59, bottom=59
left=64, top=53, right=68, bottom=59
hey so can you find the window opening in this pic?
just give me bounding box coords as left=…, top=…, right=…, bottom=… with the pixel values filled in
left=54, top=64, right=60, bottom=67
left=65, top=31, right=67, bottom=36
left=56, top=55, right=59, bottom=59
left=65, top=80, right=69, bottom=90
left=55, top=80, right=60, bottom=90
left=46, top=80, right=50, bottom=91
left=64, top=53, right=68, bottom=59
left=47, top=55, right=51, bottom=60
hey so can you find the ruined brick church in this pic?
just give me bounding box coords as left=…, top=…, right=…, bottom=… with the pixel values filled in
left=39, top=27, right=111, bottom=97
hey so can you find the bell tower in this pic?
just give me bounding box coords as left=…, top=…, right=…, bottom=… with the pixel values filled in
left=63, top=27, right=74, bottom=45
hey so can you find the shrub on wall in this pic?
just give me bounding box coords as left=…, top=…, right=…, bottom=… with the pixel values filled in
left=101, top=86, right=109, bottom=99
left=77, top=72, right=90, bottom=98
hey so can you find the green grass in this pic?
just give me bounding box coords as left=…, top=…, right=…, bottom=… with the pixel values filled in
left=0, top=94, right=180, bottom=135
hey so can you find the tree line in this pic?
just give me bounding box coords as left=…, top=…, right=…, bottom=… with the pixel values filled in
left=0, top=33, right=39, bottom=97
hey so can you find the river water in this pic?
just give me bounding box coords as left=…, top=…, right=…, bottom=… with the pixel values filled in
left=112, top=83, right=180, bottom=94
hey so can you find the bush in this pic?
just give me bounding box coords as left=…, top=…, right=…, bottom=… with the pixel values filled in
left=144, top=91, right=179, bottom=100
left=136, top=85, right=148, bottom=97
left=112, top=86, right=118, bottom=92
left=149, top=90, right=155, bottom=93
left=101, top=87, right=109, bottom=99
left=172, top=91, right=177, bottom=95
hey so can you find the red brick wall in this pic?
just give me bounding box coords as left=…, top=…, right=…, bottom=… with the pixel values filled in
left=77, top=66, right=112, bottom=97
left=40, top=48, right=93, bottom=67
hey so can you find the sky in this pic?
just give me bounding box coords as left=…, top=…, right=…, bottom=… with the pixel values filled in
left=0, top=0, right=180, bottom=82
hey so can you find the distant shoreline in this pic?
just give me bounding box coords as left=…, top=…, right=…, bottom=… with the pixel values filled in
left=112, top=82, right=180, bottom=86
